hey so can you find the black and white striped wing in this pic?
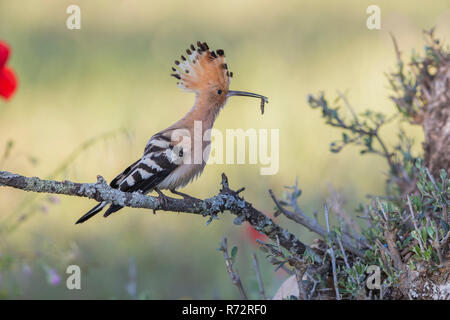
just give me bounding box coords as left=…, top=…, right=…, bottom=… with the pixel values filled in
left=103, top=134, right=179, bottom=216
left=115, top=153, right=177, bottom=194
left=76, top=133, right=179, bottom=223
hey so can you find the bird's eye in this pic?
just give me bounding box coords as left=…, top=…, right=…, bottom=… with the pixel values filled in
left=179, top=149, right=183, bottom=157
left=217, top=89, right=222, bottom=95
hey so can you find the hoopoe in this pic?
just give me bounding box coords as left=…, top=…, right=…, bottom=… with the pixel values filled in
left=76, top=41, right=268, bottom=224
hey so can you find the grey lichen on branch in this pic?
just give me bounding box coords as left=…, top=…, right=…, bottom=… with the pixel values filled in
left=0, top=170, right=307, bottom=255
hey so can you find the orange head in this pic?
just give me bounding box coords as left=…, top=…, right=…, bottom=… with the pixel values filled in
left=171, top=41, right=268, bottom=109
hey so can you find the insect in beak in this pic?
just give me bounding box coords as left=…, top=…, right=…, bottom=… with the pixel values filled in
left=227, top=90, right=269, bottom=114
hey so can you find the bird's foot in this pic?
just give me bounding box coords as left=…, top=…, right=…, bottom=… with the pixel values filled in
left=154, top=188, right=170, bottom=213
left=170, top=189, right=199, bottom=201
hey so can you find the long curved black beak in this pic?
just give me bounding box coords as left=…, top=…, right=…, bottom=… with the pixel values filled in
left=227, top=90, right=269, bottom=114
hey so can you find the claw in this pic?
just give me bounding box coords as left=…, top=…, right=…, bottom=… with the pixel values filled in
left=154, top=188, right=170, bottom=213
left=170, top=189, right=199, bottom=201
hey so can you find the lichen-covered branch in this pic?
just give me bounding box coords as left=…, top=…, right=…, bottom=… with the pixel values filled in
left=0, top=170, right=307, bottom=255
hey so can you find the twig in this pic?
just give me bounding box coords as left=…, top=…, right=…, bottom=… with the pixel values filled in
left=219, top=238, right=247, bottom=300
left=376, top=239, right=392, bottom=274
left=0, top=171, right=307, bottom=255
left=376, top=199, right=404, bottom=270
left=336, top=236, right=349, bottom=269
left=434, top=225, right=444, bottom=266
left=306, top=273, right=319, bottom=300
left=376, top=199, right=389, bottom=222
left=280, top=265, right=294, bottom=275
left=407, top=195, right=425, bottom=252
left=444, top=205, right=448, bottom=225
left=337, top=90, right=359, bottom=123
left=425, top=168, right=440, bottom=193
left=425, top=168, right=448, bottom=223
left=336, top=235, right=359, bottom=285
left=327, top=183, right=361, bottom=237
left=440, top=230, right=450, bottom=247
left=269, top=189, right=326, bottom=236
left=269, top=189, right=364, bottom=257
left=294, top=267, right=307, bottom=300
left=251, top=252, right=266, bottom=300
left=275, top=235, right=282, bottom=253
left=322, top=119, right=396, bottom=174
left=324, top=204, right=340, bottom=300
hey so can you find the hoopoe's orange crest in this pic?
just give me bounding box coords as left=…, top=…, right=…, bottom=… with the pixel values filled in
left=171, top=41, right=232, bottom=95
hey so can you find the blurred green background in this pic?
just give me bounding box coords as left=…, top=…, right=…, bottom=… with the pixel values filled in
left=0, top=0, right=449, bottom=299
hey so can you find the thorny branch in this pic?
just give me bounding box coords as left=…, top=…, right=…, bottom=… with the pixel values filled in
left=269, top=189, right=365, bottom=258
left=0, top=170, right=307, bottom=255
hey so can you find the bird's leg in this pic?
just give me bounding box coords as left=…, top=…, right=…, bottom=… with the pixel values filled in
left=170, top=189, right=199, bottom=201
left=154, top=188, right=170, bottom=212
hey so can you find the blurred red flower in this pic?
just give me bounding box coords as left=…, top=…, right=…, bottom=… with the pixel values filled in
left=0, top=41, right=10, bottom=69
left=0, top=40, right=18, bottom=100
left=244, top=223, right=268, bottom=243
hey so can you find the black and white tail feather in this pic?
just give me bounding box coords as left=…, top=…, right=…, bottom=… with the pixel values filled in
left=75, top=132, right=179, bottom=224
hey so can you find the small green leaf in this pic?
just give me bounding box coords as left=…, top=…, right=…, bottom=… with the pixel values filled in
left=342, top=132, right=349, bottom=143
left=231, top=246, right=238, bottom=260
left=411, top=245, right=421, bottom=256
left=426, top=226, right=435, bottom=240
left=440, top=169, right=447, bottom=183
left=292, top=189, right=302, bottom=199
